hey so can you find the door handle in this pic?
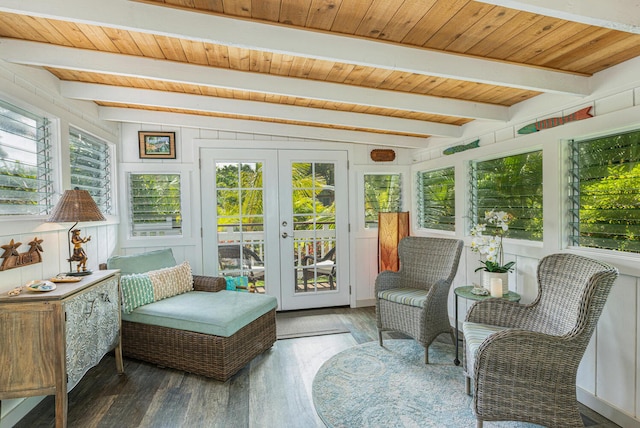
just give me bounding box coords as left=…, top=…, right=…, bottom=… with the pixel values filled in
left=282, top=232, right=288, bottom=238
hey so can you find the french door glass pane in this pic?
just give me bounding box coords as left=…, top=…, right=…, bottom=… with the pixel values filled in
left=215, top=162, right=265, bottom=292
left=292, top=162, right=337, bottom=293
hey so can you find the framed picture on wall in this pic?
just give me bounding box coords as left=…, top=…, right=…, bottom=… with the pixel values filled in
left=138, top=131, right=176, bottom=159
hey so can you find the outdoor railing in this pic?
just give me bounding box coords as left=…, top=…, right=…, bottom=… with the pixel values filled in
left=217, top=221, right=336, bottom=263
left=217, top=221, right=336, bottom=291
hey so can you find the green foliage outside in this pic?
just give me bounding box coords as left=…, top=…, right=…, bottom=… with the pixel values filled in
left=130, top=173, right=181, bottom=227
left=0, top=138, right=42, bottom=214
left=69, top=130, right=110, bottom=212
left=216, top=162, right=335, bottom=257
left=215, top=162, right=336, bottom=287
left=216, top=162, right=264, bottom=231
left=291, top=162, right=335, bottom=225
left=474, top=151, right=543, bottom=241
left=364, top=174, right=401, bottom=228
left=0, top=103, right=53, bottom=215
left=419, top=167, right=455, bottom=231
left=575, top=131, right=640, bottom=253
left=216, top=162, right=335, bottom=228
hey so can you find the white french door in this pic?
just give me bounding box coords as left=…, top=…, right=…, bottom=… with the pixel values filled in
left=200, top=148, right=349, bottom=310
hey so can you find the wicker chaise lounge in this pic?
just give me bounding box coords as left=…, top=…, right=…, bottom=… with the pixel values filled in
left=104, top=249, right=277, bottom=382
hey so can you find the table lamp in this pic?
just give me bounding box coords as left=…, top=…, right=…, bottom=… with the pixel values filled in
left=47, top=188, right=106, bottom=276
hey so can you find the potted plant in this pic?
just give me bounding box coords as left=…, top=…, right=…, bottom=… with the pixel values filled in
left=470, top=210, right=515, bottom=294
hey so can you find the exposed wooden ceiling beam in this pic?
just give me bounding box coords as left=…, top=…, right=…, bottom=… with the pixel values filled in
left=0, top=0, right=590, bottom=96
left=61, top=82, right=462, bottom=137
left=0, top=39, right=509, bottom=122
left=476, top=0, right=640, bottom=34
left=99, top=107, right=432, bottom=148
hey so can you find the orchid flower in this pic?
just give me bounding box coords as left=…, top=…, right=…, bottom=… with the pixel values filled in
left=470, top=210, right=516, bottom=273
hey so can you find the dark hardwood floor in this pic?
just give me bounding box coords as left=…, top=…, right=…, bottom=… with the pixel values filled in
left=14, top=307, right=619, bottom=427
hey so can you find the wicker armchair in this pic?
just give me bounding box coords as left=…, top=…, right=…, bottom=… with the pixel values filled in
left=375, top=236, right=463, bottom=364
left=463, top=253, right=618, bottom=428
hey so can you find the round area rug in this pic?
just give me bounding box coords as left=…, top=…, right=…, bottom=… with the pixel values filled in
left=312, top=339, right=540, bottom=428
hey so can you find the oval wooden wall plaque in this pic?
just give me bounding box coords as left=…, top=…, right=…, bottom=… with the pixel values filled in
left=370, top=149, right=396, bottom=162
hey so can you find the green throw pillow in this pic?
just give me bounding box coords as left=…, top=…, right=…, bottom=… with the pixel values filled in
left=120, top=273, right=154, bottom=314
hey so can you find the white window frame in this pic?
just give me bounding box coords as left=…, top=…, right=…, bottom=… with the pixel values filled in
left=119, top=163, right=193, bottom=246
left=469, top=149, right=544, bottom=242
left=128, top=172, right=183, bottom=238
left=568, top=128, right=640, bottom=254
left=363, top=172, right=403, bottom=229
left=69, top=126, right=112, bottom=215
left=0, top=97, right=56, bottom=218
left=355, top=166, right=410, bottom=235
left=416, top=166, right=456, bottom=232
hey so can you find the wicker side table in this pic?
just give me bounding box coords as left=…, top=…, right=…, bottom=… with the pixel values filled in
left=453, top=285, right=521, bottom=365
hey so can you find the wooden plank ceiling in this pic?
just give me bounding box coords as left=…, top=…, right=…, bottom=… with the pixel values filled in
left=1, top=0, right=640, bottom=146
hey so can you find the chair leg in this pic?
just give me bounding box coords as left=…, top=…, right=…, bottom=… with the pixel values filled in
left=465, top=375, right=471, bottom=395
left=378, top=329, right=383, bottom=346
left=476, top=420, right=483, bottom=428
left=424, top=347, right=429, bottom=364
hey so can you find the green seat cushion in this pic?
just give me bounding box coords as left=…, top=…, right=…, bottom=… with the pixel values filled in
left=106, top=249, right=177, bottom=275
left=377, top=287, right=428, bottom=308
left=122, top=290, right=278, bottom=337
left=462, top=321, right=508, bottom=370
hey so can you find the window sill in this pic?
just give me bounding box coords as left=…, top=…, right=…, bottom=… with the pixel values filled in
left=566, top=246, right=640, bottom=277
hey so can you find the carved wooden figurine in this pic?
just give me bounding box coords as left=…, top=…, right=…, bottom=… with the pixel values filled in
left=68, top=229, right=91, bottom=272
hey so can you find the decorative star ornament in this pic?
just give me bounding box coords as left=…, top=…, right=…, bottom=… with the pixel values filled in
left=29, top=237, right=44, bottom=253
left=1, top=239, right=21, bottom=259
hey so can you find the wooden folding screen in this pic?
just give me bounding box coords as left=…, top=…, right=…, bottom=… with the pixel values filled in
left=378, top=212, right=409, bottom=272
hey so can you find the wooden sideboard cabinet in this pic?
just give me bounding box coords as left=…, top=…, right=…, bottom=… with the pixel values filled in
left=0, top=270, right=124, bottom=428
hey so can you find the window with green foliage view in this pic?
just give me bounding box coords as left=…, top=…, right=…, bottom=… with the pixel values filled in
left=129, top=173, right=181, bottom=237
left=470, top=151, right=543, bottom=241
left=418, top=166, right=455, bottom=231
left=570, top=129, right=640, bottom=253
left=364, top=174, right=401, bottom=228
left=70, top=127, right=111, bottom=214
left=0, top=99, right=53, bottom=215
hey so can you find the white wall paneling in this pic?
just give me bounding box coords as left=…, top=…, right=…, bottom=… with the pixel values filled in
left=597, top=274, right=636, bottom=415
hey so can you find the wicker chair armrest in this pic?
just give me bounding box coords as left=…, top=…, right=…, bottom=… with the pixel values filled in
left=424, top=278, right=450, bottom=301
left=465, top=299, right=534, bottom=328
left=474, top=329, right=573, bottom=390
left=193, top=275, right=226, bottom=292
left=374, top=270, right=402, bottom=294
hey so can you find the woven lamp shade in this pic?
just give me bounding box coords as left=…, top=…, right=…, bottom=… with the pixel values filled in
left=48, top=189, right=106, bottom=223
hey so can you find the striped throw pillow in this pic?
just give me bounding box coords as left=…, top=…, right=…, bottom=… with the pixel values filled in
left=120, top=273, right=155, bottom=314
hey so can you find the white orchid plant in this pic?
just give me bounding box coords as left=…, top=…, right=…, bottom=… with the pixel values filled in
left=470, top=210, right=516, bottom=273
